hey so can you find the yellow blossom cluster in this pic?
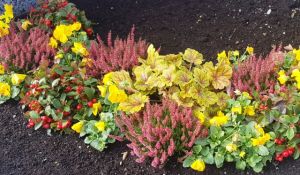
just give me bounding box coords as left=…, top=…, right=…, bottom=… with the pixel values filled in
left=49, top=22, right=82, bottom=48
left=0, top=82, right=10, bottom=97
left=251, top=125, right=271, bottom=146
left=190, top=159, right=205, bottom=171
left=0, top=4, right=13, bottom=38
left=291, top=69, right=300, bottom=89
left=209, top=111, right=229, bottom=126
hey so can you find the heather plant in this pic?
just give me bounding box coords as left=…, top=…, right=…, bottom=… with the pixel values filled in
left=115, top=98, right=208, bottom=168
left=231, top=47, right=284, bottom=97
left=87, top=27, right=148, bottom=78
left=0, top=26, right=55, bottom=72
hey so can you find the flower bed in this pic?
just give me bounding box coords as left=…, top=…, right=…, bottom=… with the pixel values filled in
left=1, top=0, right=300, bottom=173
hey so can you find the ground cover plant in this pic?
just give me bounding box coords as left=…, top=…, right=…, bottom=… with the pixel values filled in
left=3, top=0, right=300, bottom=174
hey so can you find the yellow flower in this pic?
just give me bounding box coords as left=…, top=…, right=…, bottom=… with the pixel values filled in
left=255, top=124, right=265, bottom=135
left=71, top=121, right=84, bottom=133
left=209, top=111, right=229, bottom=126
left=0, top=26, right=9, bottom=37
left=277, top=70, right=288, bottom=85
left=55, top=53, right=63, bottom=59
left=193, top=109, right=205, bottom=124
left=71, top=22, right=82, bottom=31
left=21, top=20, right=32, bottom=30
left=108, top=85, right=128, bottom=103
left=246, top=46, right=254, bottom=55
left=92, top=102, right=101, bottom=116
left=81, top=57, right=92, bottom=67
left=11, top=74, right=26, bottom=85
left=251, top=133, right=271, bottom=146
left=71, top=42, right=88, bottom=56
left=242, top=92, right=252, bottom=99
left=95, top=121, right=106, bottom=132
left=103, top=72, right=114, bottom=85
left=0, top=82, right=10, bottom=96
left=233, top=50, right=239, bottom=57
left=4, top=4, right=13, bottom=19
left=53, top=24, right=74, bottom=43
left=190, top=159, right=205, bottom=172
left=291, top=69, right=300, bottom=78
left=49, top=37, right=58, bottom=48
left=226, top=143, right=237, bottom=152
left=244, top=105, right=255, bottom=116
left=293, top=49, right=300, bottom=61
left=0, top=64, right=5, bottom=74
left=97, top=85, right=107, bottom=97
left=231, top=105, right=242, bottom=114
left=239, top=151, right=246, bottom=158
left=218, top=50, right=227, bottom=59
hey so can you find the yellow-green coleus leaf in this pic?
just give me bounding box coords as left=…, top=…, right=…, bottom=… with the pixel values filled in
left=216, top=92, right=230, bottom=109
left=157, top=65, right=176, bottom=88
left=110, top=70, right=133, bottom=90
left=171, top=91, right=194, bottom=107
left=164, top=54, right=183, bottom=67
left=118, top=92, right=149, bottom=114
left=190, top=86, right=218, bottom=107
left=193, top=67, right=211, bottom=88
left=174, top=67, right=193, bottom=88
left=183, top=48, right=203, bottom=65
left=139, top=44, right=167, bottom=72
left=211, top=63, right=232, bottom=89
left=133, top=65, right=154, bottom=91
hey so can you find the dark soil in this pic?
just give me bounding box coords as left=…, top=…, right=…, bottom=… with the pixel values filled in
left=2, top=0, right=300, bottom=174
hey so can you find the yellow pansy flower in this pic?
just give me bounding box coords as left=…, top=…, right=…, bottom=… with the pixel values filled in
left=103, top=72, right=114, bottom=85
left=11, top=74, right=26, bottom=85
left=193, top=108, right=205, bottom=124
left=246, top=46, right=254, bottom=55
left=0, top=64, right=5, bottom=74
left=49, top=37, right=58, bottom=48
left=71, top=42, right=88, bottom=56
left=0, top=82, right=10, bottom=96
left=55, top=53, right=64, bottom=59
left=277, top=70, right=288, bottom=85
left=244, top=105, right=255, bottom=116
left=71, top=22, right=82, bottom=31
left=190, top=159, right=205, bottom=172
left=251, top=133, right=271, bottom=146
left=81, top=57, right=92, bottom=67
left=226, top=143, right=237, bottom=152
left=108, top=85, right=128, bottom=103
left=233, top=50, right=239, bottom=57
left=95, top=121, right=106, bottom=132
left=231, top=105, right=242, bottom=114
left=92, top=102, right=101, bottom=116
left=97, top=85, right=107, bottom=97
left=291, top=69, right=300, bottom=78
left=21, top=20, right=32, bottom=30
left=293, top=49, right=300, bottom=61
left=4, top=4, right=13, bottom=19
left=0, top=26, right=9, bottom=38
left=239, top=151, right=246, bottom=158
left=255, top=124, right=265, bottom=135
left=53, top=24, right=74, bottom=43
left=71, top=121, right=84, bottom=133
left=209, top=111, right=229, bottom=126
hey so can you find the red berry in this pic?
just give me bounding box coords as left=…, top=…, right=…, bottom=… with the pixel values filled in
left=77, top=86, right=84, bottom=93
left=27, top=121, right=35, bottom=128
left=64, top=120, right=72, bottom=128
left=92, top=98, right=97, bottom=103
left=57, top=121, right=63, bottom=129
left=63, top=111, right=70, bottom=117
left=85, top=28, right=93, bottom=36
left=43, top=123, right=50, bottom=129
left=76, top=104, right=83, bottom=110
left=42, top=4, right=48, bottom=9
left=44, top=19, right=52, bottom=27
left=26, top=91, right=31, bottom=96
left=41, top=116, right=48, bottom=121
left=282, top=151, right=290, bottom=158
left=277, top=156, right=283, bottom=162
left=288, top=147, right=295, bottom=155
left=275, top=138, right=282, bottom=145
left=56, top=109, right=62, bottom=113
left=65, top=86, right=72, bottom=92
left=87, top=101, right=94, bottom=108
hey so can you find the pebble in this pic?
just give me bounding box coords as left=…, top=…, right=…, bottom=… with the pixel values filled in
left=266, top=9, right=272, bottom=15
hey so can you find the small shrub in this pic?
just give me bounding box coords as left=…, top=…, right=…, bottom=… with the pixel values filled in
left=231, top=47, right=284, bottom=96
left=0, top=26, right=55, bottom=72
left=87, top=27, right=148, bottom=78
left=115, top=98, right=208, bottom=168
